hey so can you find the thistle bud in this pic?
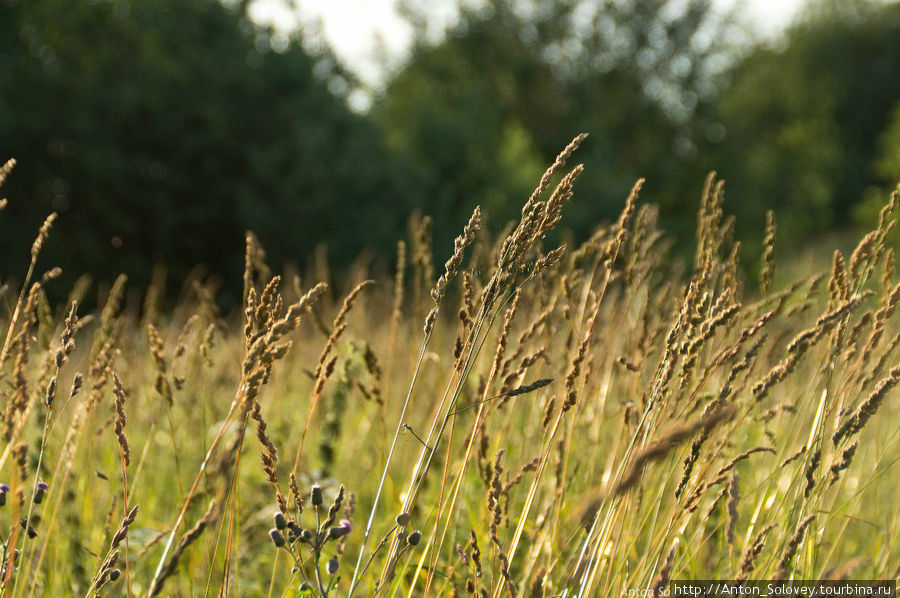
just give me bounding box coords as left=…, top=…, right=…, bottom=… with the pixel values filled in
left=273, top=512, right=287, bottom=530
left=34, top=481, right=49, bottom=504
left=328, top=519, right=353, bottom=541
left=407, top=530, right=422, bottom=546
left=269, top=528, right=286, bottom=548
left=326, top=557, right=339, bottom=576
left=20, top=518, right=37, bottom=539
left=311, top=484, right=323, bottom=506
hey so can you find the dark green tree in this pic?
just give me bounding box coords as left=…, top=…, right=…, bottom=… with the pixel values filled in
left=0, top=0, right=407, bottom=300
left=376, top=0, right=739, bottom=253
left=714, top=0, right=900, bottom=242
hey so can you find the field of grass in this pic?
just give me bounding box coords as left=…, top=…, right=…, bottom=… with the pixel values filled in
left=0, top=137, right=897, bottom=597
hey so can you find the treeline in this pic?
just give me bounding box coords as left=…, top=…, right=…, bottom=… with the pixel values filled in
left=2, top=0, right=900, bottom=301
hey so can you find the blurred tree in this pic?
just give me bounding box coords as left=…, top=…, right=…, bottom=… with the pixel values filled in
left=376, top=0, right=739, bottom=255
left=714, top=0, right=900, bottom=243
left=876, top=105, right=900, bottom=187
left=0, top=0, right=408, bottom=301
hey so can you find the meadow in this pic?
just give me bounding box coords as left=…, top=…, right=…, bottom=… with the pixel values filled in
left=0, top=135, right=897, bottom=597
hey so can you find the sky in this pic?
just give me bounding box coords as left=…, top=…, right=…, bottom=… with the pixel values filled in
left=249, top=0, right=809, bottom=107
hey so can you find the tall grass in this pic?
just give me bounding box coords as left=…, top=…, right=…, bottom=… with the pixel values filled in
left=0, top=146, right=897, bottom=597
